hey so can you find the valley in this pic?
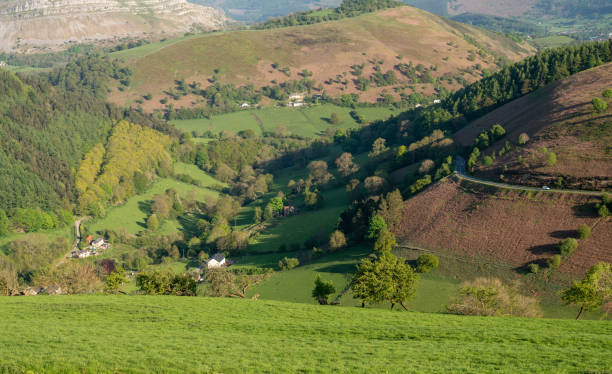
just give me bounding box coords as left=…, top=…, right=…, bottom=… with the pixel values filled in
left=0, top=2, right=610, bottom=372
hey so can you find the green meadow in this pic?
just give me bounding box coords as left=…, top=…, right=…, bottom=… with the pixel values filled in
left=0, top=296, right=610, bottom=373
left=88, top=167, right=223, bottom=235
left=170, top=104, right=399, bottom=137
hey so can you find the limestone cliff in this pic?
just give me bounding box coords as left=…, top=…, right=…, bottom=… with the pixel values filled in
left=0, top=0, right=230, bottom=51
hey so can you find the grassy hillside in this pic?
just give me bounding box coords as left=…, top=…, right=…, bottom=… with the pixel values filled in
left=0, top=296, right=610, bottom=373
left=454, top=63, right=612, bottom=191
left=110, top=6, right=534, bottom=110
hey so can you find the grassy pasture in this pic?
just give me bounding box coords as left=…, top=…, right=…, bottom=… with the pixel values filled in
left=245, top=187, right=348, bottom=254
left=170, top=104, right=399, bottom=137
left=88, top=175, right=220, bottom=235
left=0, top=296, right=610, bottom=373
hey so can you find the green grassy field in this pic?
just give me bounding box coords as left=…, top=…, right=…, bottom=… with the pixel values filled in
left=532, top=35, right=575, bottom=49
left=246, top=187, right=348, bottom=254
left=88, top=175, right=220, bottom=235
left=170, top=105, right=399, bottom=137
left=0, top=296, right=610, bottom=373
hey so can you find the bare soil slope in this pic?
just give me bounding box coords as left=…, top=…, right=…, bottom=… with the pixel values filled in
left=454, top=63, right=612, bottom=190
left=397, top=178, right=611, bottom=275
left=111, top=6, right=534, bottom=110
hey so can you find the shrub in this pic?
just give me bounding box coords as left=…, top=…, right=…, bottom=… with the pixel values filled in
left=545, top=151, right=557, bottom=167
left=330, top=112, right=341, bottom=124
left=592, top=97, right=607, bottom=113
left=577, top=224, right=591, bottom=240
left=527, top=263, right=539, bottom=274
left=598, top=204, right=609, bottom=218
left=548, top=255, right=562, bottom=269
left=416, top=254, right=439, bottom=273
left=603, top=89, right=612, bottom=98
left=518, top=133, right=529, bottom=145
left=329, top=230, right=347, bottom=250
left=447, top=278, right=542, bottom=317
left=278, top=257, right=299, bottom=270
left=559, top=238, right=578, bottom=256
left=483, top=156, right=493, bottom=166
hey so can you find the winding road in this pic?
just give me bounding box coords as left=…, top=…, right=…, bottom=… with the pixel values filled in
left=455, top=156, right=605, bottom=197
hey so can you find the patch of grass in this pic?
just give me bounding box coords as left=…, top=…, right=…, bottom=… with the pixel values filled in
left=170, top=105, right=400, bottom=137
left=0, top=296, right=610, bottom=373
left=532, top=35, right=574, bottom=49
left=246, top=187, right=348, bottom=253
left=87, top=177, right=220, bottom=235
left=173, top=162, right=228, bottom=188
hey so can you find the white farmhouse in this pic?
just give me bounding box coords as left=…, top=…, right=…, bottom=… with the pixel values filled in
left=207, top=253, right=226, bottom=269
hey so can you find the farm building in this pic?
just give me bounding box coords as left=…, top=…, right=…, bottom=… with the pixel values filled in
left=207, top=253, right=226, bottom=269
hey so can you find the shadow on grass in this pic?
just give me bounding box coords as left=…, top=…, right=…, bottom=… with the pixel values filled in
left=528, top=243, right=558, bottom=256
left=138, top=200, right=152, bottom=216
left=316, top=263, right=357, bottom=274
left=177, top=214, right=204, bottom=239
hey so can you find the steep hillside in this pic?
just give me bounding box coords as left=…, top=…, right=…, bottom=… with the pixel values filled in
left=397, top=178, right=611, bottom=275
left=110, top=6, right=534, bottom=110
left=454, top=63, right=612, bottom=190
left=0, top=296, right=610, bottom=373
left=0, top=0, right=230, bottom=52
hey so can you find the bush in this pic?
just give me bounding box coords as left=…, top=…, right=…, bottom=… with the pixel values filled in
left=518, top=133, right=529, bottom=145
left=447, top=278, right=542, bottom=317
left=592, top=97, right=607, bottom=113
left=278, top=257, right=299, bottom=270
left=603, top=89, right=612, bottom=98
left=577, top=224, right=591, bottom=240
left=548, top=255, right=562, bottom=269
left=558, top=238, right=578, bottom=257
left=545, top=151, right=557, bottom=167
left=416, top=254, right=439, bottom=273
left=329, top=230, right=347, bottom=250
left=598, top=204, right=609, bottom=218
left=527, top=263, right=539, bottom=274
left=482, top=156, right=493, bottom=166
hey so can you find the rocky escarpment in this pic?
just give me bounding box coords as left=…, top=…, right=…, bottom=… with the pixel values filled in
left=0, top=0, right=230, bottom=51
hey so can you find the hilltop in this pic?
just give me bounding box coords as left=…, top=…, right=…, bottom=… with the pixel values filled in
left=109, top=6, right=534, bottom=111
left=0, top=0, right=229, bottom=52
left=454, top=63, right=612, bottom=191
left=0, top=296, right=610, bottom=373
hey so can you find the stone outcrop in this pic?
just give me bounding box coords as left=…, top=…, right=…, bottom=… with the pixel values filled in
left=0, top=0, right=230, bottom=51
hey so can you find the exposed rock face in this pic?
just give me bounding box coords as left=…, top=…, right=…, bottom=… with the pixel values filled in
left=0, top=0, right=230, bottom=51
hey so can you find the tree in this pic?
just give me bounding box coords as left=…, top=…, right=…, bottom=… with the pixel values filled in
left=104, top=271, right=126, bottom=294
left=151, top=194, right=171, bottom=219
left=373, top=229, right=396, bottom=253
left=307, top=161, right=333, bottom=186
left=545, top=151, right=557, bottom=167
left=366, top=215, right=387, bottom=240
left=279, top=257, right=300, bottom=270
left=146, top=214, right=159, bottom=231
left=329, top=230, right=347, bottom=250
left=577, top=224, right=591, bottom=240
left=267, top=197, right=284, bottom=216
left=263, top=205, right=275, bottom=221
left=448, top=278, right=542, bottom=317
left=377, top=189, right=403, bottom=232
left=518, top=133, right=530, bottom=145
left=312, top=275, right=336, bottom=305
left=562, top=262, right=612, bottom=319
left=351, top=252, right=418, bottom=310
left=548, top=254, right=562, bottom=269
left=0, top=209, right=9, bottom=237
left=364, top=176, right=386, bottom=195
left=205, top=268, right=252, bottom=298
left=330, top=112, right=341, bottom=124
left=416, top=254, right=439, bottom=273
left=598, top=204, right=609, bottom=218
left=253, top=207, right=263, bottom=225
left=603, top=89, right=612, bottom=98
left=418, top=159, right=435, bottom=174
left=592, top=97, right=607, bottom=113
left=335, top=152, right=359, bottom=177
left=558, top=238, right=578, bottom=257
left=369, top=138, right=388, bottom=157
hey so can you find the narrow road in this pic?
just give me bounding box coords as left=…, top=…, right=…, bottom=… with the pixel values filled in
left=455, top=156, right=605, bottom=196
left=55, top=217, right=85, bottom=267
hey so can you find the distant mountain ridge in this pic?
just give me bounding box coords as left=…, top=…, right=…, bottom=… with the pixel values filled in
left=0, top=0, right=230, bottom=52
